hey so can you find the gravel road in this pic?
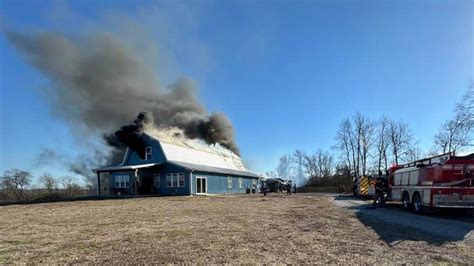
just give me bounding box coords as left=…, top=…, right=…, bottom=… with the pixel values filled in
left=332, top=195, right=474, bottom=245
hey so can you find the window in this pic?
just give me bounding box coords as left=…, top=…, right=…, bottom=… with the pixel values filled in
left=172, top=174, right=178, bottom=187
left=239, top=178, right=243, bottom=189
left=166, top=173, right=185, bottom=187
left=154, top=174, right=160, bottom=188
left=115, top=175, right=130, bottom=188
left=227, top=177, right=232, bottom=189
left=145, top=146, right=152, bottom=160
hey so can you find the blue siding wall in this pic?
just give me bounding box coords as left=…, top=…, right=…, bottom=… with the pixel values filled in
left=125, top=135, right=166, bottom=165
left=110, top=171, right=136, bottom=194
left=103, top=166, right=258, bottom=196
left=106, top=165, right=192, bottom=196
left=154, top=164, right=191, bottom=196
left=191, top=172, right=257, bottom=195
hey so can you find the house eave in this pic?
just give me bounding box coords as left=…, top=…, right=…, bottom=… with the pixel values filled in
left=168, top=160, right=261, bottom=179
left=94, top=163, right=162, bottom=172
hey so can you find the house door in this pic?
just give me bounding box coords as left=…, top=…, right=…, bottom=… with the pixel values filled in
left=138, top=176, right=153, bottom=195
left=196, top=177, right=207, bottom=194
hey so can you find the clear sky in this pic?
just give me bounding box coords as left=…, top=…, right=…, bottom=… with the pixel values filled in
left=0, top=0, right=472, bottom=181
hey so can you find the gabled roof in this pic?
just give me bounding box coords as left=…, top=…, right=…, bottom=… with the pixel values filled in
left=168, top=160, right=260, bottom=179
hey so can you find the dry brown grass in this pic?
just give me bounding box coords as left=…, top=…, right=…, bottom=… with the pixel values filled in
left=0, top=194, right=472, bottom=264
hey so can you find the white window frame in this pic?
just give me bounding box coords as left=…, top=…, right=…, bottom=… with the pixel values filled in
left=178, top=173, right=185, bottom=187
left=227, top=176, right=233, bottom=189
left=145, top=146, right=152, bottom=160
left=172, top=174, right=179, bottom=187
left=154, top=174, right=160, bottom=188
left=239, top=178, right=243, bottom=189
left=196, top=176, right=207, bottom=195
left=166, top=173, right=185, bottom=187
left=115, top=175, right=130, bottom=188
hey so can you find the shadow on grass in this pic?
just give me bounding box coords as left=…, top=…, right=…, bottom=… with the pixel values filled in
left=334, top=195, right=474, bottom=246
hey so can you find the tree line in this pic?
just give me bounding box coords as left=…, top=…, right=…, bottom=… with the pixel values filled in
left=269, top=84, right=473, bottom=187
left=0, top=169, right=90, bottom=203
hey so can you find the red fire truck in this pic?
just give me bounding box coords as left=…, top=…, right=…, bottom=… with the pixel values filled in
left=370, top=152, right=474, bottom=213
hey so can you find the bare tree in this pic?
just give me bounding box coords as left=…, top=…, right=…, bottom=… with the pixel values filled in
left=292, top=149, right=307, bottom=185
left=434, top=119, right=471, bottom=153
left=40, top=173, right=57, bottom=193
left=317, top=150, right=334, bottom=177
left=1, top=169, right=31, bottom=201
left=388, top=120, right=414, bottom=164
left=407, top=146, right=422, bottom=162
left=375, top=116, right=390, bottom=173
left=336, top=119, right=357, bottom=177
left=455, top=83, right=474, bottom=129
left=434, top=85, right=473, bottom=153
left=355, top=114, right=375, bottom=176
left=335, top=113, right=375, bottom=177
left=336, top=114, right=375, bottom=177
left=59, top=176, right=75, bottom=197
left=304, top=150, right=335, bottom=178
left=276, top=155, right=293, bottom=180
left=303, top=153, right=318, bottom=179
left=353, top=113, right=363, bottom=177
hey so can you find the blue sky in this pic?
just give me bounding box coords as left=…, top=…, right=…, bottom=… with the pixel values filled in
left=0, top=0, right=472, bottom=181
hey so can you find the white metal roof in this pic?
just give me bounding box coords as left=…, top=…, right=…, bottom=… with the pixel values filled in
left=146, top=128, right=247, bottom=171
left=159, top=141, right=246, bottom=171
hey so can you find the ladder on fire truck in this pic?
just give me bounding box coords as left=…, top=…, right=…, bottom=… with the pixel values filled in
left=398, top=152, right=454, bottom=169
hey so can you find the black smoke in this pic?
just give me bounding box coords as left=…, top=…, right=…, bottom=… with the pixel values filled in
left=4, top=30, right=240, bottom=166
left=108, top=112, right=151, bottom=160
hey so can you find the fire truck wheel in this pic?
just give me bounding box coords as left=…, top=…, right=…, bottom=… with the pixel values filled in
left=412, top=192, right=423, bottom=214
left=402, top=192, right=411, bottom=210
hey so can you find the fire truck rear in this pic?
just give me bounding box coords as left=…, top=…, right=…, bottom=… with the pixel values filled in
left=388, top=152, right=474, bottom=213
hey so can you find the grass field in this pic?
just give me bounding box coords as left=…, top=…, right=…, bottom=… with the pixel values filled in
left=0, top=194, right=472, bottom=264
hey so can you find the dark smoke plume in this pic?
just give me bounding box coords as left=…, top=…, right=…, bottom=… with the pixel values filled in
left=5, top=30, right=240, bottom=162
left=109, top=112, right=151, bottom=160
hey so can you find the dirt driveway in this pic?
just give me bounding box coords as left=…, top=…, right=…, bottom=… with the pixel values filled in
left=0, top=194, right=472, bottom=264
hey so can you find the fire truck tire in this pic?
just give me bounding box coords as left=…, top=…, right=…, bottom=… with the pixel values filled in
left=412, top=192, right=423, bottom=214
left=402, top=192, right=411, bottom=210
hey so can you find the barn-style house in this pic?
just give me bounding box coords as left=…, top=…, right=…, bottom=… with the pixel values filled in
left=95, top=132, right=260, bottom=196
